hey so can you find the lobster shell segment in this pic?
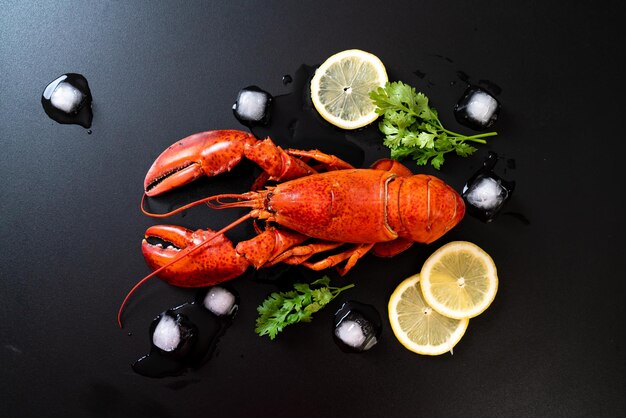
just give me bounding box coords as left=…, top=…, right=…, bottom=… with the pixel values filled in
left=269, top=169, right=398, bottom=243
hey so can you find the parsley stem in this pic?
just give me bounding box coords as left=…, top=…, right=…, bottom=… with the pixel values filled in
left=330, top=283, right=356, bottom=295
left=440, top=128, right=498, bottom=142
left=430, top=118, right=497, bottom=143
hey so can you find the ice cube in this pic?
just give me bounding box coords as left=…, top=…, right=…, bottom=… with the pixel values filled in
left=50, top=81, right=85, bottom=114
left=150, top=312, right=196, bottom=356
left=462, top=152, right=515, bottom=222
left=152, top=314, right=181, bottom=352
left=454, top=86, right=500, bottom=130
left=464, top=176, right=506, bottom=211
left=202, top=286, right=237, bottom=317
left=333, top=301, right=381, bottom=353
left=233, top=86, right=273, bottom=126
left=335, top=319, right=365, bottom=347
left=41, top=73, right=93, bottom=128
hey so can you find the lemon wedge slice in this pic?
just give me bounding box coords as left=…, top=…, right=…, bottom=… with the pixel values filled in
left=310, top=49, right=388, bottom=130
left=420, top=241, right=498, bottom=319
left=388, top=274, right=469, bottom=356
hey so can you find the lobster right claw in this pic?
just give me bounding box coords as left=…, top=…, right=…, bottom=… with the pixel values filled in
left=144, top=130, right=257, bottom=196
left=142, top=225, right=249, bottom=287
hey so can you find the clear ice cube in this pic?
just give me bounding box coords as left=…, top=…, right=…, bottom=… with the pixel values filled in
left=464, top=175, right=507, bottom=211
left=50, top=81, right=85, bottom=114
left=42, top=73, right=93, bottom=128
left=454, top=86, right=500, bottom=130
left=152, top=314, right=181, bottom=352
left=333, top=302, right=381, bottom=352
left=334, top=315, right=378, bottom=351
left=202, top=286, right=237, bottom=316
left=462, top=153, right=515, bottom=222
left=233, top=86, right=272, bottom=125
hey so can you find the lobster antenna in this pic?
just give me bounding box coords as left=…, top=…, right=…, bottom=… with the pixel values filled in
left=141, top=192, right=259, bottom=218
left=141, top=193, right=213, bottom=218
left=117, top=212, right=253, bottom=328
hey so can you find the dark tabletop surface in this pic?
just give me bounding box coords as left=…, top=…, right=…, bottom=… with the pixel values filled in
left=1, top=1, right=624, bottom=417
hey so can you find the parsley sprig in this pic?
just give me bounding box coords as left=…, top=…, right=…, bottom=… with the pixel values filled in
left=369, top=81, right=497, bottom=169
left=255, top=276, right=354, bottom=340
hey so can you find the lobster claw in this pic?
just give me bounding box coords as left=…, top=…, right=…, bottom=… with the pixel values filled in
left=144, top=130, right=257, bottom=196
left=142, top=225, right=249, bottom=287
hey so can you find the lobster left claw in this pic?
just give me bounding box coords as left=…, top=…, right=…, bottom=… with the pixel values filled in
left=142, top=225, right=249, bottom=287
left=144, top=130, right=257, bottom=196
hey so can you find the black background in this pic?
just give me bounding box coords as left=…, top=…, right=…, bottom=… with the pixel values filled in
left=1, top=1, right=624, bottom=417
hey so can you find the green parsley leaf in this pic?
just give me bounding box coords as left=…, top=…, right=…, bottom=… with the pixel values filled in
left=255, top=276, right=354, bottom=340
left=369, top=81, right=498, bottom=169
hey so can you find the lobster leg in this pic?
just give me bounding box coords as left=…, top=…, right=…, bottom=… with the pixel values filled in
left=264, top=241, right=344, bottom=266
left=285, top=149, right=355, bottom=171
left=243, top=138, right=317, bottom=182
left=234, top=227, right=308, bottom=269
left=302, top=243, right=375, bottom=276
left=249, top=148, right=354, bottom=189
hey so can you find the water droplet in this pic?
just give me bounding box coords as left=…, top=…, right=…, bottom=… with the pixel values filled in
left=478, top=79, right=503, bottom=96
left=502, top=212, right=530, bottom=225
left=282, top=74, right=293, bottom=85
left=456, top=70, right=471, bottom=84
left=506, top=158, right=516, bottom=169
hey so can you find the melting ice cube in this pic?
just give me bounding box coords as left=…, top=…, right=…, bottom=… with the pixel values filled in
left=152, top=314, right=181, bottom=352
left=335, top=317, right=375, bottom=349
left=232, top=85, right=273, bottom=126
left=49, top=81, right=85, bottom=113
left=150, top=312, right=196, bottom=356
left=41, top=73, right=93, bottom=128
left=454, top=86, right=500, bottom=130
left=202, top=286, right=237, bottom=317
left=462, top=152, right=515, bottom=222
left=333, top=301, right=381, bottom=353
left=464, top=175, right=507, bottom=211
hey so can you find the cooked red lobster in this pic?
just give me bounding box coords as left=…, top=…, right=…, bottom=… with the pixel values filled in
left=117, top=130, right=465, bottom=326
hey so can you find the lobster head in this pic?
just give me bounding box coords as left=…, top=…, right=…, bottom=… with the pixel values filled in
left=390, top=174, right=465, bottom=244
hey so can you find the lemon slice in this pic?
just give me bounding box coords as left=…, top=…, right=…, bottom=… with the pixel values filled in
left=420, top=241, right=498, bottom=319
left=310, top=49, right=388, bottom=130
left=388, top=274, right=469, bottom=356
